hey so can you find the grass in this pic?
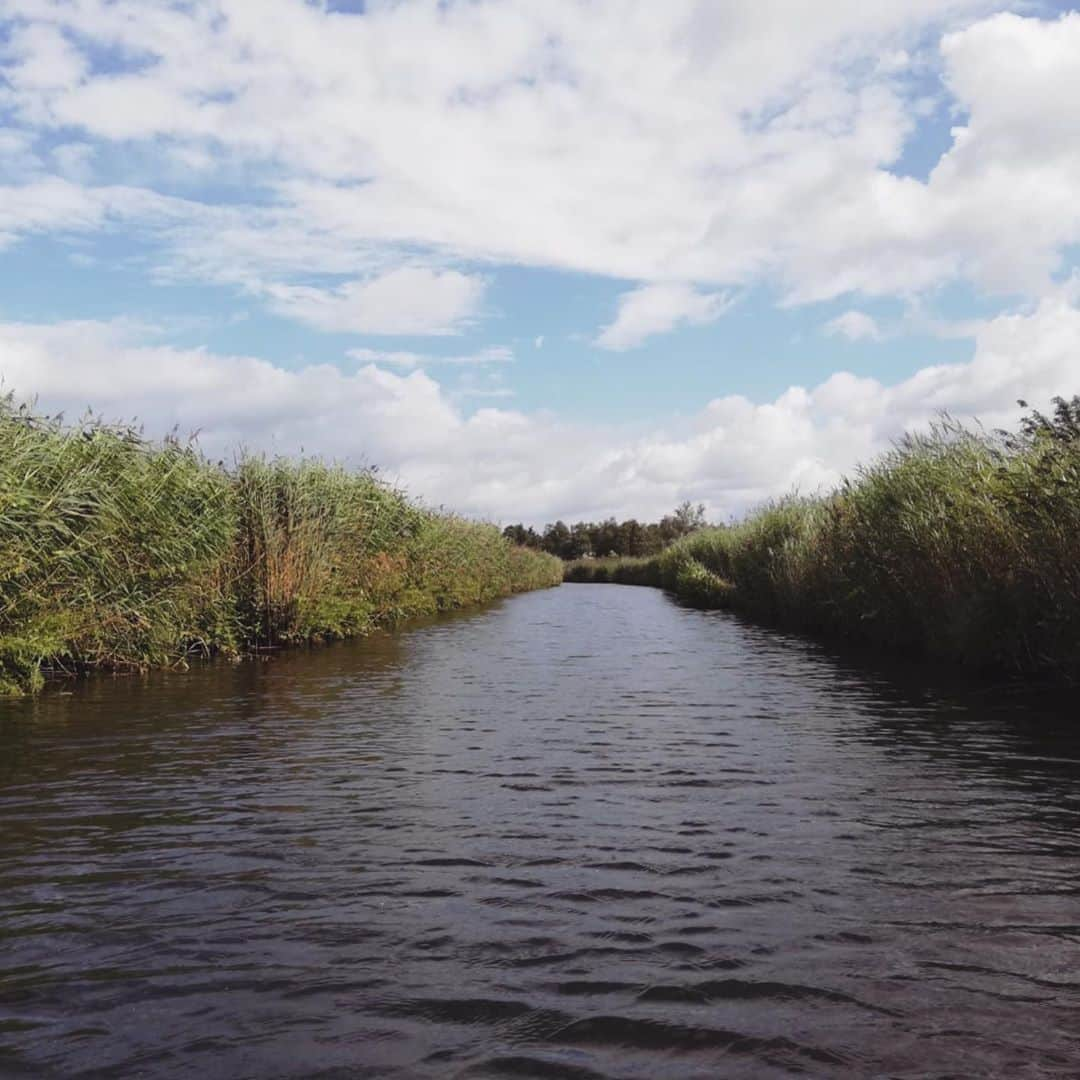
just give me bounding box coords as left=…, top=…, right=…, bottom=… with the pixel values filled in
left=0, top=397, right=562, bottom=695
left=566, top=404, right=1080, bottom=682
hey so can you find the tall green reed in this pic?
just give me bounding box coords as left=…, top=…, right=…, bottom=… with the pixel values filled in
left=566, top=403, right=1080, bottom=681
left=0, top=397, right=561, bottom=694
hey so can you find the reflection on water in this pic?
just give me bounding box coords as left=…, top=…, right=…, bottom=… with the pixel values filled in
left=1, top=584, right=1078, bottom=1078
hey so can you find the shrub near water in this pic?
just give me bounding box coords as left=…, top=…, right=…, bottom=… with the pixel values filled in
left=567, top=400, right=1080, bottom=681
left=0, top=398, right=561, bottom=695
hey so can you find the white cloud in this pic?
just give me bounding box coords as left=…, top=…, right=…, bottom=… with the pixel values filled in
left=3, top=21, right=87, bottom=92
left=347, top=345, right=512, bottom=370
left=596, top=284, right=734, bottom=351
left=0, top=177, right=105, bottom=249
left=0, top=129, right=42, bottom=183
left=2, top=0, right=1080, bottom=533
left=825, top=310, right=883, bottom=342
left=7, top=1, right=1078, bottom=311
left=0, top=319, right=461, bottom=461
left=2, top=289, right=1077, bottom=525
left=0, top=176, right=217, bottom=253
left=261, top=268, right=486, bottom=336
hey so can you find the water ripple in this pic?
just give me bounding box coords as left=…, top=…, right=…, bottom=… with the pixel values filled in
left=1, top=585, right=1079, bottom=1078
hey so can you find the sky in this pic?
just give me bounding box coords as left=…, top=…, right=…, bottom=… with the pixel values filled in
left=1, top=0, right=1079, bottom=526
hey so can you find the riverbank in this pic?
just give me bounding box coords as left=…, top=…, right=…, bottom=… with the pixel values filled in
left=567, top=399, right=1080, bottom=682
left=0, top=398, right=562, bottom=695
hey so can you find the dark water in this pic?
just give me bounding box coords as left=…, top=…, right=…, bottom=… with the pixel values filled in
left=2, top=585, right=1079, bottom=1079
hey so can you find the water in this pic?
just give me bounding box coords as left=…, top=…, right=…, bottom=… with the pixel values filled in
left=1, top=584, right=1079, bottom=1079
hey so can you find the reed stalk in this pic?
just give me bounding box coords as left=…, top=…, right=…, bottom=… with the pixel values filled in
left=566, top=402, right=1080, bottom=681
left=0, top=397, right=561, bottom=695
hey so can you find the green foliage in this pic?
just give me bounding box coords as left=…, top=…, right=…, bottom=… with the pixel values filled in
left=504, top=500, right=708, bottom=560
left=1011, top=394, right=1080, bottom=446
left=0, top=397, right=561, bottom=694
left=566, top=403, right=1080, bottom=681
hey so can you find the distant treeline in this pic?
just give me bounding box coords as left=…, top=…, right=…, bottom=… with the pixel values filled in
left=503, top=501, right=707, bottom=560
left=567, top=397, right=1080, bottom=683
left=0, top=397, right=562, bottom=695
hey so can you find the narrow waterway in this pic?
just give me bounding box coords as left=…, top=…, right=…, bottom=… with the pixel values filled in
left=1, top=584, right=1078, bottom=1079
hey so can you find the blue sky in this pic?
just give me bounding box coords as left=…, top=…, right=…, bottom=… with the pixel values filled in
left=0, top=239, right=983, bottom=421
left=1, top=1, right=1079, bottom=524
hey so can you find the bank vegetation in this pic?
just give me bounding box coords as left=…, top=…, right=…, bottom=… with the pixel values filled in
left=567, top=398, right=1080, bottom=682
left=503, top=501, right=707, bottom=560
left=0, top=397, right=561, bottom=695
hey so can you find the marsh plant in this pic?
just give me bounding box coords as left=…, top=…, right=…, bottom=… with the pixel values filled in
left=0, top=398, right=561, bottom=695
left=567, top=398, right=1080, bottom=681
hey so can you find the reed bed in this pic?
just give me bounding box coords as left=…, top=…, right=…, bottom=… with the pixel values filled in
left=566, top=400, right=1080, bottom=681
left=0, top=398, right=561, bottom=694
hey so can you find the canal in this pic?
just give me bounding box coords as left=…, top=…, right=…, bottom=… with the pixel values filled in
left=2, top=584, right=1078, bottom=1077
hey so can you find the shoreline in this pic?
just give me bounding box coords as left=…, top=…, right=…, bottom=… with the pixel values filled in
left=0, top=399, right=562, bottom=696
left=565, top=403, right=1080, bottom=685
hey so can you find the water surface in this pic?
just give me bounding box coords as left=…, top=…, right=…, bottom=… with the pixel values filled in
left=2, top=584, right=1079, bottom=1078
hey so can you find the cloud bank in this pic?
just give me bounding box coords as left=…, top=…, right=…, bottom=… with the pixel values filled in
left=1, top=2, right=1079, bottom=524
left=4, top=287, right=1077, bottom=524
left=2, top=4, right=1079, bottom=310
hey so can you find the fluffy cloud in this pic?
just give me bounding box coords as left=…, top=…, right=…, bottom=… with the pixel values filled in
left=4, top=1, right=1078, bottom=315
left=346, top=345, right=512, bottom=370
left=262, top=268, right=487, bottom=336
left=825, top=310, right=883, bottom=342
left=0, top=177, right=105, bottom=248
left=596, top=284, right=734, bottom=351
left=3, top=289, right=1077, bottom=524
left=2, top=20, right=87, bottom=92
left=0, top=0, right=1078, bottom=531
left=0, top=319, right=461, bottom=461
left=0, top=176, right=213, bottom=254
